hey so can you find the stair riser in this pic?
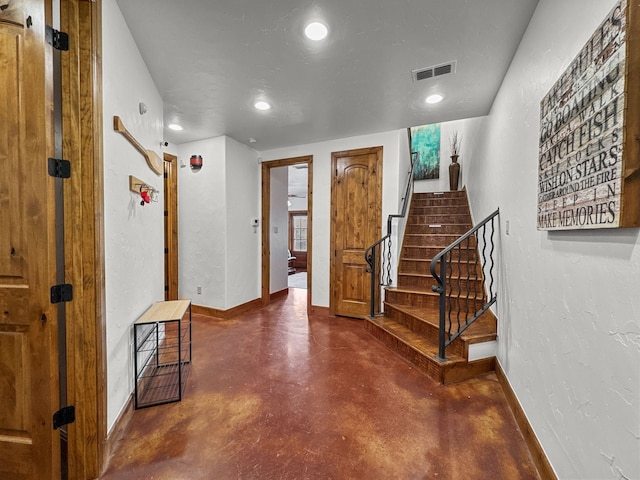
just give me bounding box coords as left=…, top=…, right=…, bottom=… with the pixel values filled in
left=384, top=289, right=486, bottom=314
left=385, top=305, right=438, bottom=337
left=408, top=214, right=471, bottom=224
left=399, top=259, right=482, bottom=276
left=397, top=275, right=437, bottom=290
left=397, top=275, right=484, bottom=292
left=414, top=192, right=467, bottom=199
left=384, top=290, right=440, bottom=308
left=404, top=235, right=477, bottom=247
left=411, top=198, right=468, bottom=207
left=364, top=321, right=446, bottom=383
left=402, top=247, right=478, bottom=261
left=398, top=260, right=430, bottom=274
left=410, top=206, right=469, bottom=215
left=384, top=306, right=465, bottom=357
left=406, top=224, right=471, bottom=235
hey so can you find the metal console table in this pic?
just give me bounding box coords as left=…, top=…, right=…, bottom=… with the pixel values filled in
left=133, top=300, right=192, bottom=409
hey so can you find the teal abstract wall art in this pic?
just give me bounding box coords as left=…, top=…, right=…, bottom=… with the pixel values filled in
left=410, top=123, right=441, bottom=180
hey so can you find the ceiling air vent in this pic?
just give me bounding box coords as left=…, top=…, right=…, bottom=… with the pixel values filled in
left=412, top=61, right=456, bottom=82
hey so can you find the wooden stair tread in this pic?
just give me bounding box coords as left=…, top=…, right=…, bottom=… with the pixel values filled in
left=367, top=316, right=464, bottom=365
left=386, top=286, right=437, bottom=295
left=401, top=258, right=479, bottom=264
left=405, top=233, right=467, bottom=237
left=397, top=272, right=482, bottom=280
left=403, top=242, right=475, bottom=249
left=406, top=223, right=472, bottom=227
left=397, top=272, right=435, bottom=278
left=385, top=303, right=497, bottom=343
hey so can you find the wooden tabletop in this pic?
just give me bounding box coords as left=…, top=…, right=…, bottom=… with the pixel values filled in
left=135, top=299, right=191, bottom=324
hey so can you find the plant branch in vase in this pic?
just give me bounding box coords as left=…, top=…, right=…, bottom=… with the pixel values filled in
left=449, top=131, right=462, bottom=191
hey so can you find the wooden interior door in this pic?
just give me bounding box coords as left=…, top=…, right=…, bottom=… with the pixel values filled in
left=330, top=146, right=383, bottom=318
left=164, top=153, right=178, bottom=300
left=0, top=1, right=61, bottom=478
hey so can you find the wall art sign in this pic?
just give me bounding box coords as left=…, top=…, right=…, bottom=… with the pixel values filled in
left=411, top=123, right=441, bottom=180
left=537, top=0, right=640, bottom=230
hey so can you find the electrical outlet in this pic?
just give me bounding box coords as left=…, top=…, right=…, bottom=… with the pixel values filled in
left=197, top=285, right=202, bottom=295
left=506, top=220, right=510, bottom=235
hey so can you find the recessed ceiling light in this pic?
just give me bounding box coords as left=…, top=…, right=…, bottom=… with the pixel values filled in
left=305, top=22, right=328, bottom=41
left=168, top=123, right=183, bottom=131
left=254, top=101, right=271, bottom=111
left=426, top=94, right=443, bottom=104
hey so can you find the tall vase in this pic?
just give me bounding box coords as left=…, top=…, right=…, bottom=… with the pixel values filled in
left=449, top=155, right=460, bottom=191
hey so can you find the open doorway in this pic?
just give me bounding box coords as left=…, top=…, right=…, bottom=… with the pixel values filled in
left=261, top=156, right=313, bottom=308
left=287, top=164, right=308, bottom=289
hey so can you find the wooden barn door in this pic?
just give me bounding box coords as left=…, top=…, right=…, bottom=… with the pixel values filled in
left=330, top=147, right=382, bottom=318
left=0, top=1, right=61, bottom=478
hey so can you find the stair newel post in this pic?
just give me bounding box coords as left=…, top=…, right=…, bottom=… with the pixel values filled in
left=438, top=256, right=448, bottom=361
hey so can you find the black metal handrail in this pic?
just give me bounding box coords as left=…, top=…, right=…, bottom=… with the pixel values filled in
left=429, top=208, right=500, bottom=360
left=364, top=151, right=417, bottom=318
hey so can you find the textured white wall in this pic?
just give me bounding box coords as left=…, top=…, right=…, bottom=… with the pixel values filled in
left=270, top=166, right=289, bottom=294
left=102, top=0, right=165, bottom=432
left=414, top=117, right=486, bottom=195
left=261, top=130, right=402, bottom=307
left=177, top=137, right=227, bottom=307
left=224, top=137, right=262, bottom=307
left=288, top=196, right=307, bottom=211
left=177, top=136, right=260, bottom=309
left=466, top=0, right=640, bottom=478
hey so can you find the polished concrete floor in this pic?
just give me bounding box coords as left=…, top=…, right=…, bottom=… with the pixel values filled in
left=100, top=289, right=540, bottom=480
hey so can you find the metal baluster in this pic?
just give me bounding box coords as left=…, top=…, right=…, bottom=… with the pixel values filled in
left=469, top=230, right=478, bottom=316
left=438, top=255, right=447, bottom=360
left=447, top=250, right=453, bottom=337
left=386, top=237, right=392, bottom=286
left=455, top=242, right=462, bottom=334
left=489, top=218, right=496, bottom=301
left=465, top=234, right=472, bottom=325
left=481, top=224, right=488, bottom=305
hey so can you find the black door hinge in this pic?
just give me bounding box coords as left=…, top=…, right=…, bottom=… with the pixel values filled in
left=53, top=405, right=75, bottom=430
left=164, top=210, right=168, bottom=217
left=45, top=25, right=69, bottom=51
left=51, top=284, right=73, bottom=304
left=48, top=158, right=71, bottom=178
left=164, top=285, right=169, bottom=292
left=164, top=247, right=169, bottom=254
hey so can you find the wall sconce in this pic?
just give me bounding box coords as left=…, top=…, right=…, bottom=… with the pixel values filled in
left=190, top=155, right=203, bottom=171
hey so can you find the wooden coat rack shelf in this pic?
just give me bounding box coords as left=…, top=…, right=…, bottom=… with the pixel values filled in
left=129, top=175, right=157, bottom=196
left=113, top=116, right=163, bottom=175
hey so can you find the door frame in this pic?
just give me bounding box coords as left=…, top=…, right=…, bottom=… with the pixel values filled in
left=164, top=153, right=179, bottom=300
left=329, top=146, right=383, bottom=317
left=59, top=0, right=105, bottom=477
left=261, top=156, right=313, bottom=309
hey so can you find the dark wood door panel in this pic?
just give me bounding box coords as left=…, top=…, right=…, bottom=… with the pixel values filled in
left=331, top=147, right=382, bottom=318
left=0, top=1, right=60, bottom=477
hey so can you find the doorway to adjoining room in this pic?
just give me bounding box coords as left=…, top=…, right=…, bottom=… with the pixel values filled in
left=287, top=164, right=308, bottom=289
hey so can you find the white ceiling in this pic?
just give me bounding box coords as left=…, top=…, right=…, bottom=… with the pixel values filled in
left=117, top=0, right=539, bottom=151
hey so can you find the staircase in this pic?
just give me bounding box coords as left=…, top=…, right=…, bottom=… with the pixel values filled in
left=365, top=190, right=497, bottom=384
